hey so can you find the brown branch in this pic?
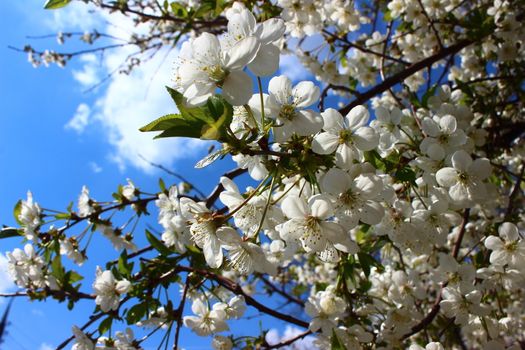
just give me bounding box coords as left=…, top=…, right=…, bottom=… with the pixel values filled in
left=323, top=29, right=409, bottom=65
left=175, top=266, right=309, bottom=328
left=173, top=274, right=190, bottom=350
left=504, top=162, right=525, bottom=220
left=55, top=312, right=104, bottom=350
left=0, top=288, right=94, bottom=300
left=338, top=39, right=476, bottom=115
left=258, top=275, right=305, bottom=307
left=263, top=330, right=313, bottom=349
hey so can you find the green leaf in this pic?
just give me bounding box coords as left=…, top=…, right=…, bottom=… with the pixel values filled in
left=395, top=166, right=417, bottom=185
left=44, top=0, right=72, bottom=9
left=145, top=230, right=172, bottom=256
left=13, top=200, right=23, bottom=225
left=357, top=252, right=383, bottom=278
left=139, top=114, right=188, bottom=132
left=331, top=330, right=345, bottom=350
left=140, top=87, right=233, bottom=142
left=68, top=271, right=84, bottom=284
left=195, top=148, right=229, bottom=169
left=171, top=2, right=188, bottom=17
left=0, top=227, right=22, bottom=239
left=158, top=178, right=167, bottom=192
left=98, top=317, right=113, bottom=335
left=118, top=250, right=134, bottom=278
left=126, top=303, right=148, bottom=325
left=51, top=255, right=66, bottom=281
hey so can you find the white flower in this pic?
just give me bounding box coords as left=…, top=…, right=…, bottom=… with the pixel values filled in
left=435, top=150, right=491, bottom=206
left=60, top=237, right=85, bottom=266
left=267, top=75, right=323, bottom=142
left=180, top=198, right=226, bottom=268
left=156, top=185, right=180, bottom=227
left=312, top=106, right=379, bottom=168
left=278, top=194, right=346, bottom=254
left=224, top=6, right=285, bottom=76
left=212, top=335, right=233, bottom=350
left=419, top=115, right=467, bottom=160
left=214, top=295, right=247, bottom=319
left=440, top=287, right=488, bottom=325
left=232, top=153, right=268, bottom=181
left=217, top=228, right=276, bottom=275
left=93, top=267, right=131, bottom=312
left=122, top=179, right=136, bottom=201
left=72, top=326, right=94, bottom=350
left=18, top=191, right=41, bottom=241
left=114, top=328, right=140, bottom=350
left=321, top=168, right=385, bottom=228
left=370, top=106, right=404, bottom=152
left=305, top=286, right=346, bottom=335
left=161, top=214, right=190, bottom=253
left=78, top=186, right=95, bottom=218
left=484, top=222, right=525, bottom=268
left=183, top=299, right=229, bottom=336
left=219, top=177, right=269, bottom=237
left=6, top=244, right=46, bottom=288
left=97, top=224, right=138, bottom=252
left=175, top=30, right=259, bottom=106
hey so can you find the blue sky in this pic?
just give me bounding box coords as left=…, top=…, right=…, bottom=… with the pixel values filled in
left=0, top=2, right=316, bottom=349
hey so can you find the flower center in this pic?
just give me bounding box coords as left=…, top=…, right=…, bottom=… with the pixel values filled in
left=205, top=65, right=228, bottom=86
left=505, top=241, right=518, bottom=252
left=458, top=172, right=469, bottom=183
left=340, top=189, right=356, bottom=206
left=306, top=215, right=321, bottom=230
left=279, top=104, right=297, bottom=121
left=339, top=129, right=353, bottom=144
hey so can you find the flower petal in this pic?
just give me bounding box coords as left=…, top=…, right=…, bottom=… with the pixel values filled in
left=224, top=36, right=260, bottom=70
left=222, top=70, right=253, bottom=106
left=292, top=81, right=320, bottom=108
left=256, top=18, right=285, bottom=44
left=309, top=194, right=333, bottom=219
left=345, top=105, right=369, bottom=129
left=353, top=127, right=379, bottom=151
left=451, top=150, right=472, bottom=172
left=268, top=75, right=292, bottom=105
left=248, top=44, right=280, bottom=76
left=281, top=195, right=308, bottom=219
left=311, top=132, right=340, bottom=155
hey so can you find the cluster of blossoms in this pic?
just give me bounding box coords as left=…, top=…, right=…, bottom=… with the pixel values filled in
left=4, top=0, right=525, bottom=349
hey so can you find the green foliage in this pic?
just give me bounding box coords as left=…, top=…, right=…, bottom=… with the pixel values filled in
left=145, top=229, right=172, bottom=256
left=0, top=227, right=22, bottom=239
left=13, top=200, right=23, bottom=225
left=99, top=316, right=113, bottom=335
left=43, top=0, right=72, bottom=9
left=126, top=302, right=148, bottom=325
left=140, top=87, right=233, bottom=142
left=331, top=329, right=345, bottom=350
left=195, top=147, right=230, bottom=168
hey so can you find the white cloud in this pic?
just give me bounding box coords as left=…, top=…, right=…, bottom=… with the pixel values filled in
left=65, top=103, right=91, bottom=134
left=51, top=4, right=208, bottom=172
left=45, top=1, right=102, bottom=31
left=32, top=308, right=44, bottom=317
left=89, top=161, right=103, bottom=173
left=0, top=254, right=15, bottom=301
left=72, top=54, right=101, bottom=88
left=265, top=326, right=317, bottom=349
left=279, top=54, right=311, bottom=82
left=39, top=343, right=54, bottom=350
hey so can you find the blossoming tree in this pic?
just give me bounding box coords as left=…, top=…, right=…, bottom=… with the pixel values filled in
left=3, top=0, right=525, bottom=349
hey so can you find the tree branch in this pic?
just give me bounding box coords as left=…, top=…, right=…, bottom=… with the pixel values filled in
left=338, top=39, right=476, bottom=115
